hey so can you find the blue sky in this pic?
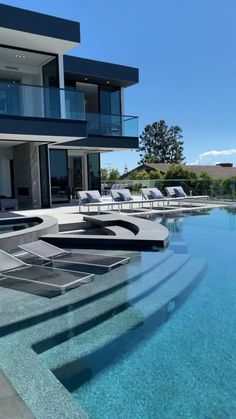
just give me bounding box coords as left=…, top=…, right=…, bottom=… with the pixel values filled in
left=3, top=0, right=236, bottom=173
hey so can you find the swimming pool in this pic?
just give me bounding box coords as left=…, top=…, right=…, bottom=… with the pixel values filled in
left=0, top=219, right=40, bottom=234
left=37, top=207, right=236, bottom=419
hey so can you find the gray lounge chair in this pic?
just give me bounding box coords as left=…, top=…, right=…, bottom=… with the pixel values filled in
left=165, top=186, right=208, bottom=203
left=141, top=188, right=185, bottom=207
left=18, top=240, right=130, bottom=273
left=110, top=188, right=154, bottom=210
left=0, top=249, right=94, bottom=297
left=77, top=190, right=122, bottom=214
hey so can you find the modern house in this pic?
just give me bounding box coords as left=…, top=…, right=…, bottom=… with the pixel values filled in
left=0, top=4, right=139, bottom=209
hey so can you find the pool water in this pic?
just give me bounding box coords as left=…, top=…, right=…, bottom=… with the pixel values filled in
left=0, top=220, right=39, bottom=234
left=40, top=208, right=236, bottom=418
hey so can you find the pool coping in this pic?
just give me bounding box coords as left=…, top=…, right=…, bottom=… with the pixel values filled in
left=0, top=215, right=59, bottom=252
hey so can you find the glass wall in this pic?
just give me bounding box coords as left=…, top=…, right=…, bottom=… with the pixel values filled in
left=99, top=85, right=122, bottom=136
left=76, top=82, right=99, bottom=114
left=49, top=149, right=69, bottom=203
left=99, top=85, right=121, bottom=115
left=87, top=153, right=101, bottom=191
left=0, top=78, right=21, bottom=116
left=73, top=156, right=83, bottom=191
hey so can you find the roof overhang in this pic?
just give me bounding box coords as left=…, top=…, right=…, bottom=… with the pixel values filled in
left=0, top=4, right=80, bottom=54
left=53, top=135, right=139, bottom=150
left=0, top=134, right=84, bottom=144
left=64, top=56, right=139, bottom=87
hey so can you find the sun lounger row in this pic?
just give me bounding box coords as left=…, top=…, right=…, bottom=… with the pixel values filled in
left=78, top=188, right=179, bottom=214
left=77, top=186, right=208, bottom=214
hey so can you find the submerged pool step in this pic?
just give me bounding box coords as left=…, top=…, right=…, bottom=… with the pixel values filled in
left=0, top=250, right=174, bottom=338
left=33, top=253, right=194, bottom=354
left=40, top=258, right=207, bottom=382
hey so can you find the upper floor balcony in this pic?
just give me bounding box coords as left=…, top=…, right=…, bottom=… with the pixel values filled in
left=0, top=81, right=138, bottom=140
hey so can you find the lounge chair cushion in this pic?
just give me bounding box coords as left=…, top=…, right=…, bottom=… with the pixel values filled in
left=150, top=189, right=164, bottom=199
left=86, top=191, right=102, bottom=203
left=166, top=187, right=176, bottom=197
left=173, top=187, right=187, bottom=197
left=117, top=190, right=133, bottom=201
left=78, top=191, right=89, bottom=205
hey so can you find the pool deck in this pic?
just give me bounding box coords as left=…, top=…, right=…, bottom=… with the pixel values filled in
left=0, top=198, right=227, bottom=227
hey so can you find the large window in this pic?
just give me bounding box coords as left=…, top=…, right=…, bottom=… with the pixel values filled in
left=49, top=149, right=69, bottom=203
left=0, top=78, right=21, bottom=116
left=42, top=58, right=60, bottom=118
left=76, top=82, right=99, bottom=114
left=64, top=80, right=122, bottom=135
left=73, top=156, right=83, bottom=191
left=87, top=154, right=100, bottom=191
left=100, top=86, right=121, bottom=135
left=99, top=85, right=121, bottom=115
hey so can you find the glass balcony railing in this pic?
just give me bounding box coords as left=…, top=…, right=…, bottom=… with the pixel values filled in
left=0, top=81, right=85, bottom=120
left=86, top=113, right=138, bottom=137
left=0, top=81, right=138, bottom=137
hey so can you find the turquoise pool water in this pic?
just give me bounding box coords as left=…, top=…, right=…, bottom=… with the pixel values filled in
left=40, top=208, right=236, bottom=418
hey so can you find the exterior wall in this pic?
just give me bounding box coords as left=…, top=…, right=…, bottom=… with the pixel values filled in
left=13, top=142, right=41, bottom=208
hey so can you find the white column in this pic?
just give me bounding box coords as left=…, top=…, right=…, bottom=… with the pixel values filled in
left=58, top=54, right=66, bottom=118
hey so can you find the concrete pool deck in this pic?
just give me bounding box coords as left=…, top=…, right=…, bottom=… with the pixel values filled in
left=0, top=199, right=227, bottom=228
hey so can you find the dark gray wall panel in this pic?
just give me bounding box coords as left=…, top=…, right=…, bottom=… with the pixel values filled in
left=64, top=56, right=139, bottom=87
left=13, top=143, right=41, bottom=208
left=57, top=135, right=139, bottom=149
left=0, top=115, right=87, bottom=138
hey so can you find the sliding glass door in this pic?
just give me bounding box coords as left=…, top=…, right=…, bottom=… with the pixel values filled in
left=49, top=149, right=69, bottom=203
left=99, top=86, right=122, bottom=136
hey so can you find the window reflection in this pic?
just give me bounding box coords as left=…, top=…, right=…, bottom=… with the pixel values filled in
left=50, top=150, right=69, bottom=203
left=88, top=154, right=100, bottom=191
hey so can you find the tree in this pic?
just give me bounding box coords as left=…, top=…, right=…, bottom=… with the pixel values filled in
left=129, top=169, right=150, bottom=180
left=139, top=120, right=185, bottom=164
left=164, top=164, right=197, bottom=180
left=101, top=168, right=120, bottom=181
left=149, top=170, right=162, bottom=180
left=164, top=164, right=197, bottom=193
left=109, top=168, right=120, bottom=181
left=101, top=168, right=109, bottom=181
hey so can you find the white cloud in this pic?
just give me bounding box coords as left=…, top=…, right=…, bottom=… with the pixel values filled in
left=187, top=149, right=236, bottom=166
left=199, top=149, right=236, bottom=160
